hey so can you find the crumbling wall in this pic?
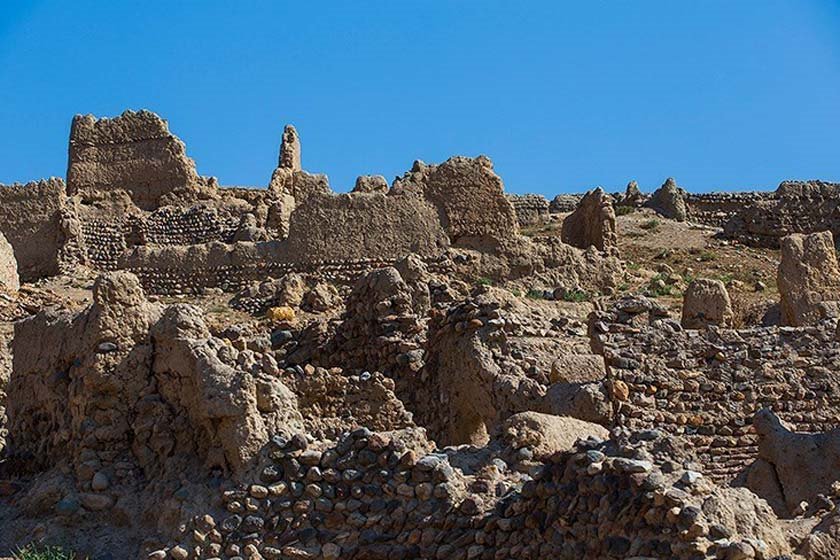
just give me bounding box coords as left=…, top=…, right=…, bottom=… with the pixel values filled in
left=78, top=205, right=242, bottom=270
left=154, top=427, right=791, bottom=560
left=685, top=192, right=772, bottom=228
left=66, top=110, right=203, bottom=210
left=0, top=178, right=70, bottom=280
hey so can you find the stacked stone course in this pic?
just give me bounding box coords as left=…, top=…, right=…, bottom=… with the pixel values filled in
left=507, top=194, right=550, bottom=227
left=591, top=297, right=840, bottom=481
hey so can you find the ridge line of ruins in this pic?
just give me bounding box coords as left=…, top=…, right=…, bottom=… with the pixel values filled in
left=3, top=109, right=840, bottom=559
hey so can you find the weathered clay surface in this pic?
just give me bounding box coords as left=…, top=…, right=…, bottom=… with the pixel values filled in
left=278, top=124, right=301, bottom=171
left=752, top=408, right=840, bottom=515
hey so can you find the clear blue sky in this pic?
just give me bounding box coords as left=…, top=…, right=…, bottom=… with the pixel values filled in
left=1, top=1, right=839, bottom=195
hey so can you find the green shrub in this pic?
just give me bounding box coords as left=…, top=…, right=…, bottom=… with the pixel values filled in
left=698, top=250, right=716, bottom=262
left=645, top=273, right=676, bottom=297
left=615, top=205, right=635, bottom=216
left=526, top=289, right=546, bottom=300
left=640, top=219, right=660, bottom=231
left=476, top=277, right=493, bottom=287
left=560, top=289, right=589, bottom=303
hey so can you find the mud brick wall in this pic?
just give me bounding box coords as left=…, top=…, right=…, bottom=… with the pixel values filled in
left=593, top=302, right=840, bottom=480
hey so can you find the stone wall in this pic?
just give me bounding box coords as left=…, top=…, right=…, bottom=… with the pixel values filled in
left=78, top=206, right=242, bottom=271
left=591, top=297, right=840, bottom=481
left=0, top=178, right=70, bottom=280
left=66, top=110, right=202, bottom=210
left=679, top=182, right=840, bottom=248
left=684, top=192, right=773, bottom=228
left=507, top=194, right=550, bottom=226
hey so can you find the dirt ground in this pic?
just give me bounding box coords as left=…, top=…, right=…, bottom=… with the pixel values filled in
left=523, top=207, right=781, bottom=326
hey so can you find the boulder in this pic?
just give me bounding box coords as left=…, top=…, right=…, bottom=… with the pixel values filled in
left=561, top=187, right=618, bottom=254
left=647, top=177, right=687, bottom=221
left=0, top=231, right=19, bottom=293
left=777, top=231, right=840, bottom=326
left=502, top=411, right=608, bottom=460
left=681, top=278, right=733, bottom=329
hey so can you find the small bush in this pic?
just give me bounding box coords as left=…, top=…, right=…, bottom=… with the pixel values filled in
left=509, top=288, right=523, bottom=297
left=615, top=205, right=635, bottom=216
left=640, top=219, right=660, bottom=231
left=560, top=289, right=589, bottom=303
left=15, top=545, right=79, bottom=560
left=476, top=277, right=493, bottom=287
left=526, top=289, right=546, bottom=300
left=698, top=251, right=717, bottom=262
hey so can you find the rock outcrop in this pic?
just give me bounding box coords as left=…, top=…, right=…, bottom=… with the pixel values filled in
left=647, top=177, right=687, bottom=221
left=681, top=278, right=733, bottom=329
left=778, top=231, right=840, bottom=326
left=561, top=187, right=618, bottom=254
left=0, top=232, right=19, bottom=293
